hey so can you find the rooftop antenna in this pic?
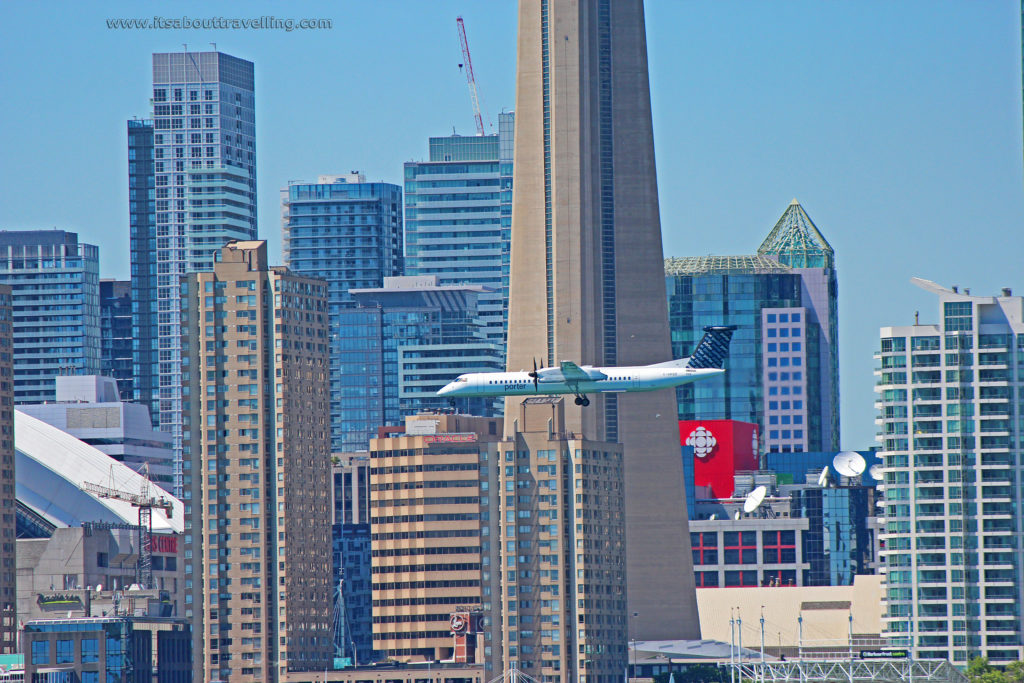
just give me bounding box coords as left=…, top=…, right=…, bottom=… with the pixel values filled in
left=817, top=466, right=830, bottom=488
left=833, top=451, right=866, bottom=479
left=743, top=486, right=767, bottom=514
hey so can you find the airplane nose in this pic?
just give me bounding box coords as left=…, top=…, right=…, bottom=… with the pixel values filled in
left=437, top=383, right=454, bottom=396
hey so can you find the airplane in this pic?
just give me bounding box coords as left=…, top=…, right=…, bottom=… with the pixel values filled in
left=437, top=325, right=736, bottom=406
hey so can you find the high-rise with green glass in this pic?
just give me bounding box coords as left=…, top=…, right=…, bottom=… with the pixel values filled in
left=403, top=111, right=514, bottom=343
left=876, top=279, right=1024, bottom=664
left=666, top=200, right=840, bottom=454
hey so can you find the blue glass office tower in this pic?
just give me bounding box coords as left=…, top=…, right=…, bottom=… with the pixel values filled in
left=335, top=276, right=503, bottom=451
left=99, top=279, right=134, bottom=401
left=131, top=51, right=257, bottom=495
left=666, top=200, right=839, bottom=454
left=404, top=111, right=515, bottom=341
left=331, top=456, right=372, bottom=664
left=127, top=119, right=156, bottom=413
left=282, top=173, right=404, bottom=453
left=0, top=230, right=100, bottom=404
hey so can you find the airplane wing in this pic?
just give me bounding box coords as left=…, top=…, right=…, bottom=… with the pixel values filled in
left=560, top=361, right=607, bottom=381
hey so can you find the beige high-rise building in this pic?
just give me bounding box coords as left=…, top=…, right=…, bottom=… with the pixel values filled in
left=507, top=0, right=699, bottom=639
left=499, top=398, right=626, bottom=681
left=0, top=286, right=13, bottom=652
left=368, top=413, right=501, bottom=669
left=182, top=241, right=333, bottom=682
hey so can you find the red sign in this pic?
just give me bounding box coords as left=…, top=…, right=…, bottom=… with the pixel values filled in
left=679, top=419, right=759, bottom=499
left=423, top=433, right=477, bottom=444
left=152, top=535, right=178, bottom=555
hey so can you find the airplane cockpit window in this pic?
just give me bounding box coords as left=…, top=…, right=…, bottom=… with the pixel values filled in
left=455, top=376, right=469, bottom=383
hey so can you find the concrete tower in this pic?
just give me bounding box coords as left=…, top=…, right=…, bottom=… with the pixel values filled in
left=506, top=0, right=700, bottom=639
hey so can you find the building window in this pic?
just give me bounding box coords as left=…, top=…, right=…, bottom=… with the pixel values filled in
left=943, top=302, right=973, bottom=332
left=81, top=638, right=99, bottom=663
left=690, top=532, right=718, bottom=565
left=31, top=640, right=49, bottom=665
left=56, top=639, right=74, bottom=664
left=724, top=570, right=758, bottom=587
left=723, top=531, right=756, bottom=564
left=762, top=530, right=796, bottom=564
left=696, top=571, right=719, bottom=587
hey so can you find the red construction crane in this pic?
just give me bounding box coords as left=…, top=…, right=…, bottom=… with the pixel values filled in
left=456, top=16, right=487, bottom=136
left=83, top=464, right=173, bottom=590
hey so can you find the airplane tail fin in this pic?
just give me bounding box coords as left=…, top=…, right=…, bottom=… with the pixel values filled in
left=685, top=325, right=737, bottom=370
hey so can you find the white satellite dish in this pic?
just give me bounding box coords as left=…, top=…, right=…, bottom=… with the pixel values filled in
left=833, top=451, right=866, bottom=477
left=95, top=584, right=103, bottom=592
left=868, top=464, right=883, bottom=480
left=734, top=509, right=742, bottom=521
left=817, top=467, right=830, bottom=487
left=709, top=514, right=717, bottom=521
left=876, top=499, right=885, bottom=507
left=743, top=485, right=767, bottom=514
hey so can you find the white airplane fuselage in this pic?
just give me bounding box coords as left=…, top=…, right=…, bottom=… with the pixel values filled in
left=437, top=365, right=724, bottom=399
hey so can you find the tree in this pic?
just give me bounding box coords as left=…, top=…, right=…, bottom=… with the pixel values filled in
left=967, top=657, right=1010, bottom=683
left=1004, top=661, right=1024, bottom=683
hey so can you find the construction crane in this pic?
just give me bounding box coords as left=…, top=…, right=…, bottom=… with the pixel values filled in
left=82, top=464, right=173, bottom=590
left=456, top=16, right=488, bottom=136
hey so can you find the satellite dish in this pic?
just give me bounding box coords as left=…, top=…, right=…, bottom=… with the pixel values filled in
left=868, top=464, right=883, bottom=480
left=95, top=584, right=103, bottom=592
left=709, top=514, right=717, bottom=521
left=734, top=509, right=742, bottom=521
left=817, top=467, right=830, bottom=487
left=743, top=486, right=767, bottom=514
left=833, top=451, right=866, bottom=477
left=876, top=499, right=885, bottom=507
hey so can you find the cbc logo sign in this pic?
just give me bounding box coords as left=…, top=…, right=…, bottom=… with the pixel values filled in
left=686, top=426, right=717, bottom=460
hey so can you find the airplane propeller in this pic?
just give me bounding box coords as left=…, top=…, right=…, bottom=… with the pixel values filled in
left=528, top=358, right=539, bottom=391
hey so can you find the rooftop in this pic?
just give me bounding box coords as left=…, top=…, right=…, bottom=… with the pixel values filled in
left=757, top=199, right=834, bottom=269
left=665, top=255, right=792, bottom=276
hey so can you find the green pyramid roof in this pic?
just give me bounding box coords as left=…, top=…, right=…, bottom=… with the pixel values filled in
left=757, top=199, right=834, bottom=269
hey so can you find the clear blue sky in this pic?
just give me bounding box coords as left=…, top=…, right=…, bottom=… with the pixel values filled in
left=1, top=1, right=1022, bottom=450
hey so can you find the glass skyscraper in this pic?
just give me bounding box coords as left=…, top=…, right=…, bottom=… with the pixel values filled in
left=403, top=111, right=514, bottom=341
left=281, top=173, right=404, bottom=453
left=0, top=230, right=100, bottom=404
left=877, top=279, right=1024, bottom=664
left=130, top=51, right=257, bottom=495
left=99, top=279, right=134, bottom=401
left=666, top=200, right=840, bottom=454
left=335, top=276, right=502, bottom=451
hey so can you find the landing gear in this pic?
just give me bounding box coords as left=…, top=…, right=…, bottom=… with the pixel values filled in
left=573, top=395, right=590, bottom=407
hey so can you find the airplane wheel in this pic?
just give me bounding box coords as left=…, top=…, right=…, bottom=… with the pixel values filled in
left=582, top=397, right=590, bottom=407
left=574, top=396, right=583, bottom=406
